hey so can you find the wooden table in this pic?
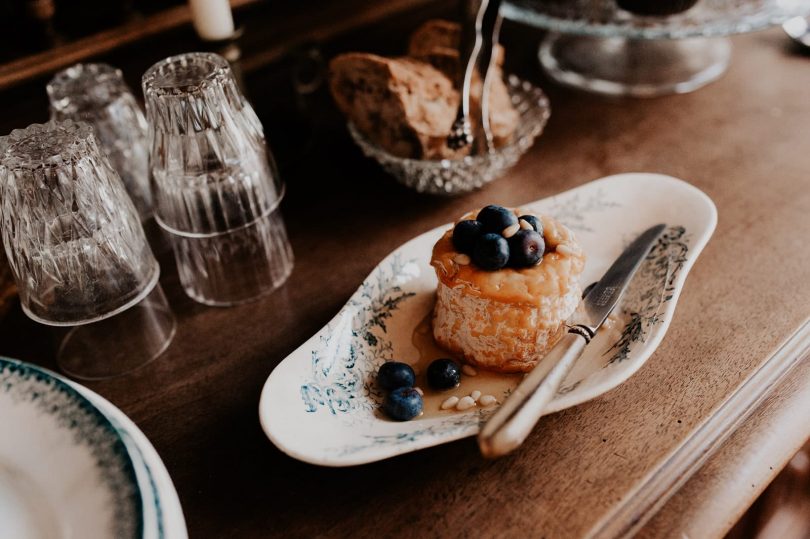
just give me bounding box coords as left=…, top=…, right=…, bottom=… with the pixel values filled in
left=1, top=4, right=809, bottom=537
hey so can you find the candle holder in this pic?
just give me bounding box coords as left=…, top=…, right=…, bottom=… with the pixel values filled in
left=193, top=26, right=247, bottom=92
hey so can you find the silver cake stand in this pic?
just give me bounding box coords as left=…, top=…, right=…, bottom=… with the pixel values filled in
left=503, top=0, right=810, bottom=96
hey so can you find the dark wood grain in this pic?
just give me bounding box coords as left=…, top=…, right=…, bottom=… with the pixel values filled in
left=0, top=0, right=447, bottom=91
left=0, top=0, right=256, bottom=90
left=1, top=10, right=809, bottom=538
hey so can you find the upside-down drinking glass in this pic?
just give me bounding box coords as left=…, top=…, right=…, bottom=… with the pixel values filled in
left=47, top=63, right=153, bottom=220
left=142, top=52, right=294, bottom=306
left=0, top=121, right=175, bottom=379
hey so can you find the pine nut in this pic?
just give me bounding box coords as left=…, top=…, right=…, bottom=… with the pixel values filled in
left=471, top=390, right=482, bottom=402
left=456, top=396, right=476, bottom=411
left=462, top=364, right=478, bottom=377
left=519, top=219, right=533, bottom=230
left=440, top=396, right=459, bottom=410
left=479, top=395, right=497, bottom=406
left=453, top=253, right=471, bottom=265
left=556, top=243, right=576, bottom=257
left=502, top=223, right=520, bottom=238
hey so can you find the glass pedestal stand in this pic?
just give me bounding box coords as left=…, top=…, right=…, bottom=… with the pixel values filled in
left=503, top=0, right=810, bottom=97
left=538, top=32, right=732, bottom=97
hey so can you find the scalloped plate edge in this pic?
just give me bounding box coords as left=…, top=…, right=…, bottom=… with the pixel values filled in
left=259, top=172, right=717, bottom=466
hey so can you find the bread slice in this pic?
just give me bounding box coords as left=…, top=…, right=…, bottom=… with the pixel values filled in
left=407, top=19, right=505, bottom=75
left=409, top=19, right=516, bottom=148
left=329, top=53, right=469, bottom=159
left=328, top=19, right=520, bottom=159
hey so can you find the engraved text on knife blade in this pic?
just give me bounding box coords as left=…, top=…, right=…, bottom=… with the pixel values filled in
left=580, top=224, right=667, bottom=329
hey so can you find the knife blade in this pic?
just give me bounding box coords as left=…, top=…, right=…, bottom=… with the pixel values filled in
left=577, top=223, right=667, bottom=332
left=478, top=223, right=667, bottom=458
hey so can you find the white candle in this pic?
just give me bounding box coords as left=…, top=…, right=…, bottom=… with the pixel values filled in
left=188, top=0, right=235, bottom=41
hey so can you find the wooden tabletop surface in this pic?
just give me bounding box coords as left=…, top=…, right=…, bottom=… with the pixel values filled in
left=1, top=4, right=809, bottom=537
left=643, top=355, right=810, bottom=537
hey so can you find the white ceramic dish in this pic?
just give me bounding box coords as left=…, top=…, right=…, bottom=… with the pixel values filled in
left=69, top=382, right=189, bottom=539
left=259, top=173, right=717, bottom=466
left=0, top=357, right=143, bottom=539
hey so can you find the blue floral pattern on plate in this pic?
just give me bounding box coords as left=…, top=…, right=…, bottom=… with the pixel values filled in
left=260, top=173, right=718, bottom=466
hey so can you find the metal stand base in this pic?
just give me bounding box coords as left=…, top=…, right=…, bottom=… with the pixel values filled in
left=538, top=32, right=732, bottom=97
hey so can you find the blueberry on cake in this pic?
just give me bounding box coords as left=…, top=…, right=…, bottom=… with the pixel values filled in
left=430, top=205, right=585, bottom=373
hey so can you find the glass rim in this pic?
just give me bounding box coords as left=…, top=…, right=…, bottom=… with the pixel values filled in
left=501, top=0, right=810, bottom=39
left=0, top=120, right=99, bottom=170
left=20, top=265, right=161, bottom=327
left=47, top=63, right=129, bottom=115
left=153, top=181, right=287, bottom=239
left=141, top=52, right=233, bottom=98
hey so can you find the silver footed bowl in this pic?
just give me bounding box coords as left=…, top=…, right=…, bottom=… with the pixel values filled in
left=348, top=75, right=551, bottom=196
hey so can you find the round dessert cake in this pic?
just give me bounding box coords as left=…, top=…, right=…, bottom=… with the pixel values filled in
left=431, top=207, right=585, bottom=373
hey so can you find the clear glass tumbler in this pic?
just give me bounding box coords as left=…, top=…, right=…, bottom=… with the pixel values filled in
left=47, top=63, right=153, bottom=220
left=142, top=52, right=294, bottom=306
left=0, top=121, right=175, bottom=379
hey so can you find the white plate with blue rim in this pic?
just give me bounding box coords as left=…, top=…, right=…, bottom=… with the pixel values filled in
left=0, top=357, right=144, bottom=538
left=259, top=173, right=718, bottom=466
left=67, top=381, right=189, bottom=539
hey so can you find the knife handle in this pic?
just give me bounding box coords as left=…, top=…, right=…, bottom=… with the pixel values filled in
left=477, top=329, right=590, bottom=458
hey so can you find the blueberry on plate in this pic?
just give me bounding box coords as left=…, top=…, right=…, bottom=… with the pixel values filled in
left=427, top=358, right=461, bottom=390
left=377, top=361, right=416, bottom=391
left=477, top=205, right=518, bottom=234
left=383, top=387, right=423, bottom=421
left=472, top=233, right=510, bottom=271
left=452, top=220, right=484, bottom=254
left=518, top=215, right=543, bottom=235
left=507, top=230, right=544, bottom=268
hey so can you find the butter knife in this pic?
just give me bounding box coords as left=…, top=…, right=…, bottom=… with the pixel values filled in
left=478, top=223, right=667, bottom=458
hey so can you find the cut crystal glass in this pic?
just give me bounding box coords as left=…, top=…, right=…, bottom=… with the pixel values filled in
left=0, top=121, right=158, bottom=325
left=0, top=120, right=175, bottom=379
left=48, top=63, right=153, bottom=219
left=142, top=52, right=293, bottom=306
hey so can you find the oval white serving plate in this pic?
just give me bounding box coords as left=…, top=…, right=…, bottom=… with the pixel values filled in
left=0, top=357, right=143, bottom=538
left=259, top=173, right=718, bottom=466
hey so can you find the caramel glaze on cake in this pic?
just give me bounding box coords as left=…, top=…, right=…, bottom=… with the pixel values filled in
left=430, top=210, right=585, bottom=373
